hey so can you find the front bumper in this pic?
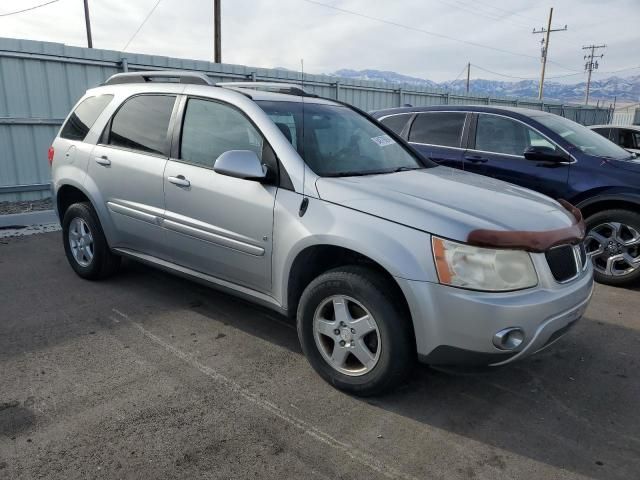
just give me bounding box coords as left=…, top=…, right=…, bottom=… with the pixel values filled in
left=396, top=259, right=594, bottom=367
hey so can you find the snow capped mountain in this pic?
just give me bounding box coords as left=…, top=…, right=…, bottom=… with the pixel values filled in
left=330, top=69, right=640, bottom=103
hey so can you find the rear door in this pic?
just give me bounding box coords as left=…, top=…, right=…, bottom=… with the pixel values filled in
left=163, top=96, right=277, bottom=293
left=466, top=113, right=570, bottom=199
left=89, top=94, right=176, bottom=258
left=406, top=112, right=467, bottom=169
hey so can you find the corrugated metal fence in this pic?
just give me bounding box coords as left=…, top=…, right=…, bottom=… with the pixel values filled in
left=0, top=37, right=612, bottom=201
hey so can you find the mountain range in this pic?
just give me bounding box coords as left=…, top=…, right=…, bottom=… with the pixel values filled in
left=331, top=69, right=640, bottom=104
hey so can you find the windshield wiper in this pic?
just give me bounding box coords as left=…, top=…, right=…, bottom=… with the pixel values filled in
left=323, top=170, right=386, bottom=177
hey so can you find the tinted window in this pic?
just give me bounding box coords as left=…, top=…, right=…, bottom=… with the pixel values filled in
left=180, top=99, right=263, bottom=168
left=475, top=114, right=556, bottom=156
left=616, top=129, right=636, bottom=149
left=380, top=114, right=411, bottom=135
left=60, top=95, right=113, bottom=141
left=257, top=101, right=427, bottom=177
left=591, top=127, right=611, bottom=140
left=108, top=95, right=175, bottom=155
left=408, top=112, right=465, bottom=147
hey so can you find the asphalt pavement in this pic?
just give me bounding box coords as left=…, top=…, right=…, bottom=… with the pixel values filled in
left=1, top=232, right=638, bottom=479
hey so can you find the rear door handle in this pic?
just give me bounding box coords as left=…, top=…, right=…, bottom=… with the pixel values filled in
left=95, top=155, right=111, bottom=166
left=168, top=175, right=190, bottom=187
left=464, top=155, right=488, bottom=164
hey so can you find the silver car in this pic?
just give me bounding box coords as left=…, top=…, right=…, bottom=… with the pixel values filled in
left=50, top=71, right=593, bottom=395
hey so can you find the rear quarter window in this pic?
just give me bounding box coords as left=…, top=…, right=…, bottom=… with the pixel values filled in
left=60, top=95, right=114, bottom=141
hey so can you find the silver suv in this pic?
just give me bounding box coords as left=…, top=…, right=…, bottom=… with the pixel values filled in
left=51, top=71, right=593, bottom=395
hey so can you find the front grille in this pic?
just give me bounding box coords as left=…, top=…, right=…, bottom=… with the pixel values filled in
left=545, top=244, right=578, bottom=282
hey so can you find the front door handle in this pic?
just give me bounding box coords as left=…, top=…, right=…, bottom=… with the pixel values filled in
left=168, top=175, right=191, bottom=187
left=465, top=155, right=488, bottom=164
left=95, top=155, right=111, bottom=166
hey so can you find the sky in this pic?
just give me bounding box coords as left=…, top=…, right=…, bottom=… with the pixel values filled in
left=1, top=0, right=639, bottom=84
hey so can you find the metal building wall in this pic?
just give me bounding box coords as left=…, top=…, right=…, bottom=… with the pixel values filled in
left=0, top=37, right=612, bottom=201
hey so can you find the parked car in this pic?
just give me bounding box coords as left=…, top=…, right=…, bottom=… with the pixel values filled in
left=589, top=124, right=640, bottom=155
left=51, top=72, right=593, bottom=395
left=372, top=106, right=640, bottom=286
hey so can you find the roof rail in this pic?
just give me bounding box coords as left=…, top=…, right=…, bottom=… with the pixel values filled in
left=104, top=71, right=213, bottom=86
left=217, top=81, right=318, bottom=97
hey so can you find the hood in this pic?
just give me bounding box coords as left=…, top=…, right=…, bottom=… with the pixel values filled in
left=315, top=167, right=576, bottom=243
left=604, top=155, right=640, bottom=174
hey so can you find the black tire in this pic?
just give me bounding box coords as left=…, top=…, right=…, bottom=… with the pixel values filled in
left=297, top=266, right=414, bottom=396
left=62, top=202, right=120, bottom=280
left=585, top=209, right=640, bottom=286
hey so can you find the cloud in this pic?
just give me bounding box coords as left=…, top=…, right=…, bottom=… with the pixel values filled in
left=1, top=0, right=638, bottom=83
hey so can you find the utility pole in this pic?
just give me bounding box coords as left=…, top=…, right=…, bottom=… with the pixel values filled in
left=532, top=8, right=567, bottom=100
left=214, top=0, right=221, bottom=63
left=465, top=62, right=470, bottom=94
left=83, top=0, right=93, bottom=48
left=583, top=44, right=606, bottom=105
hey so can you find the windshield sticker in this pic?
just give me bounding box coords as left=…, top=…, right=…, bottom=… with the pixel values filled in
left=371, top=135, right=396, bottom=147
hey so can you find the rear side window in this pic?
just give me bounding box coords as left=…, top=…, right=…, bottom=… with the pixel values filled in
left=409, top=112, right=466, bottom=147
left=60, top=95, right=113, bottom=141
left=379, top=114, right=411, bottom=135
left=180, top=98, right=263, bottom=168
left=108, top=95, right=176, bottom=156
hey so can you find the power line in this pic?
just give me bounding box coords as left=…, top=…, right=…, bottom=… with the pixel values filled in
left=0, top=0, right=60, bottom=17
left=122, top=0, right=165, bottom=52
left=430, top=0, right=530, bottom=29
left=300, top=0, right=543, bottom=62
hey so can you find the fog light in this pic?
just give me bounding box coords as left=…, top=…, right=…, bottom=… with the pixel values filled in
left=493, top=328, right=525, bottom=351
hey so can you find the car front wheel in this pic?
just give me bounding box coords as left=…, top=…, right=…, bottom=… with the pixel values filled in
left=584, top=209, right=640, bottom=286
left=297, top=266, right=414, bottom=396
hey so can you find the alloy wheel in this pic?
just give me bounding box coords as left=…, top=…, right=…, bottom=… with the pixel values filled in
left=585, top=222, right=640, bottom=277
left=68, top=217, right=94, bottom=267
left=313, top=295, right=381, bottom=376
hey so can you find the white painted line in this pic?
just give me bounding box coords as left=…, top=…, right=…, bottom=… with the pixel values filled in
left=115, top=308, right=421, bottom=480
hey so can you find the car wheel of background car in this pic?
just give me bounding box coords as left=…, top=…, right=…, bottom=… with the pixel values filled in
left=297, top=266, right=414, bottom=396
left=62, top=202, right=121, bottom=280
left=584, top=209, right=640, bottom=286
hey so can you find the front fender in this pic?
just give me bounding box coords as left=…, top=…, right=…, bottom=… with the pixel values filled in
left=271, top=189, right=438, bottom=310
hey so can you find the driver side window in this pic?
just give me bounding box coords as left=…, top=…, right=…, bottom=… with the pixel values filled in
left=180, top=98, right=263, bottom=168
left=475, top=114, right=556, bottom=156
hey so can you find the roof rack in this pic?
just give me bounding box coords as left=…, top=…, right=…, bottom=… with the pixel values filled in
left=104, top=71, right=214, bottom=86
left=217, top=81, right=318, bottom=97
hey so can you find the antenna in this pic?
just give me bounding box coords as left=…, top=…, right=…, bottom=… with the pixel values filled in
left=299, top=58, right=309, bottom=216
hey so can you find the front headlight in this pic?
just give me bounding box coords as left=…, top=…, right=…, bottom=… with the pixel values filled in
left=432, top=236, right=538, bottom=291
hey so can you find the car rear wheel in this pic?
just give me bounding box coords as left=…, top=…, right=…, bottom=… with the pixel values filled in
left=584, top=209, right=640, bottom=286
left=62, top=202, right=120, bottom=280
left=297, top=266, right=414, bottom=396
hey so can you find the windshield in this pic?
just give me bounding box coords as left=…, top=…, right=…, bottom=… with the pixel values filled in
left=256, top=101, right=427, bottom=176
left=534, top=114, right=632, bottom=160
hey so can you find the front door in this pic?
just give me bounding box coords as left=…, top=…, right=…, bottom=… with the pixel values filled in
left=89, top=94, right=176, bottom=258
left=465, top=113, right=570, bottom=200
left=163, top=97, right=276, bottom=293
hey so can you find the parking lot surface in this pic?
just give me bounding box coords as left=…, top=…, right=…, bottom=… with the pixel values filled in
left=1, top=232, right=638, bottom=480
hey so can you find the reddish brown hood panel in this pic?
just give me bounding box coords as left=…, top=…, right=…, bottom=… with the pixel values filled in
left=467, top=200, right=585, bottom=252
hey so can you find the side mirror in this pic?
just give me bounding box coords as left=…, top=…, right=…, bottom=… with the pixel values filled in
left=213, top=150, right=268, bottom=181
left=523, top=146, right=566, bottom=162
